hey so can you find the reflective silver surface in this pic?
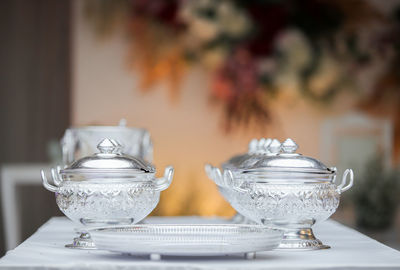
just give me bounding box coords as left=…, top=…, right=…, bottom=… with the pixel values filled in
left=65, top=232, right=96, bottom=249
left=226, top=138, right=335, bottom=176
left=55, top=125, right=154, bottom=250
left=41, top=138, right=174, bottom=250
left=61, top=138, right=155, bottom=178
left=206, top=137, right=354, bottom=250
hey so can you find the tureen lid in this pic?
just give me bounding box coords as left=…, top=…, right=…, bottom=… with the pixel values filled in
left=225, top=138, right=335, bottom=175
left=60, top=138, right=155, bottom=175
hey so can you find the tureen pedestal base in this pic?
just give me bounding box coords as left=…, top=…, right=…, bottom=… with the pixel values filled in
left=276, top=228, right=330, bottom=250
left=65, top=232, right=96, bottom=250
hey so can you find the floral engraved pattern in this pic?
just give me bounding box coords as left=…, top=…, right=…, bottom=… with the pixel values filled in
left=56, top=182, right=159, bottom=226
left=229, top=183, right=340, bottom=227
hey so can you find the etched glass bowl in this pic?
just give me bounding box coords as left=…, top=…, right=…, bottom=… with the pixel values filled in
left=205, top=165, right=254, bottom=224
left=206, top=138, right=354, bottom=250
left=54, top=180, right=163, bottom=226
left=41, top=138, right=174, bottom=248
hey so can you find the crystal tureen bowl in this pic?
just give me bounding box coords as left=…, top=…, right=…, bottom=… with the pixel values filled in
left=205, top=167, right=254, bottom=224
left=206, top=138, right=354, bottom=250
left=41, top=138, right=174, bottom=236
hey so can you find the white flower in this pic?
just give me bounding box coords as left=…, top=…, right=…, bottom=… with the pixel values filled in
left=217, top=2, right=251, bottom=38
left=189, top=17, right=220, bottom=42
left=275, top=29, right=312, bottom=72
left=180, top=0, right=251, bottom=43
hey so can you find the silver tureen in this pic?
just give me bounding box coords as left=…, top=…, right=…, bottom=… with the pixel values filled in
left=41, top=138, right=174, bottom=248
left=206, top=138, right=354, bottom=250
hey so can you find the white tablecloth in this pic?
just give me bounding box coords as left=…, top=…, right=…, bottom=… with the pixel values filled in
left=1, top=216, right=400, bottom=269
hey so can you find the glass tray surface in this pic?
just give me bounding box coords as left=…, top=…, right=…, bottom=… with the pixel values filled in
left=90, top=224, right=283, bottom=256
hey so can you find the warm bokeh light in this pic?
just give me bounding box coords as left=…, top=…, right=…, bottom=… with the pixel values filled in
left=71, top=1, right=384, bottom=217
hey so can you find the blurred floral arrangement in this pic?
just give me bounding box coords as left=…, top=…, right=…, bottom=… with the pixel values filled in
left=85, top=0, right=400, bottom=132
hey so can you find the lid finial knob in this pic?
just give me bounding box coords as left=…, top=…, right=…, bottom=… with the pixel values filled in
left=248, top=138, right=273, bottom=154
left=97, top=138, right=121, bottom=154
left=268, top=139, right=281, bottom=154
left=282, top=138, right=298, bottom=154
left=248, top=139, right=258, bottom=153
left=261, top=138, right=272, bottom=153
left=258, top=138, right=267, bottom=152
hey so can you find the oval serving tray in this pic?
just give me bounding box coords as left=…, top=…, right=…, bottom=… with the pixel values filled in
left=89, top=224, right=283, bottom=257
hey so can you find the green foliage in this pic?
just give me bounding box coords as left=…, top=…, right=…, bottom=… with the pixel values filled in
left=352, top=157, right=400, bottom=230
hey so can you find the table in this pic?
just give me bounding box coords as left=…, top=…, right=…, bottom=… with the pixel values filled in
left=1, top=217, right=400, bottom=269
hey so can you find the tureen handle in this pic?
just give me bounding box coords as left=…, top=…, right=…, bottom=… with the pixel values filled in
left=204, top=164, right=224, bottom=187
left=41, top=170, right=59, bottom=193
left=51, top=166, right=63, bottom=186
left=154, top=166, right=174, bottom=191
left=337, top=169, right=354, bottom=193
left=223, top=169, right=247, bottom=193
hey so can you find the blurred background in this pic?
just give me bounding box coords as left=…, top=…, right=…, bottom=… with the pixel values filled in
left=1, top=0, right=400, bottom=255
